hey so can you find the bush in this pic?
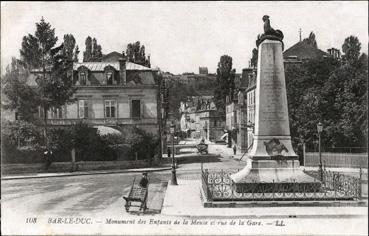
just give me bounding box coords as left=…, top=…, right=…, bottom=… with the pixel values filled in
left=122, top=126, right=159, bottom=162
left=1, top=120, right=44, bottom=163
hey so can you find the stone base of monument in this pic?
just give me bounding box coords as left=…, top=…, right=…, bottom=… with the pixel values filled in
left=231, top=159, right=322, bottom=193
left=233, top=167, right=321, bottom=193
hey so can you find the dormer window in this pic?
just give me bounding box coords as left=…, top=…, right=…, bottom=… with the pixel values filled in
left=79, top=72, right=87, bottom=85
left=106, top=72, right=113, bottom=85
left=76, top=66, right=90, bottom=86
left=104, top=65, right=117, bottom=85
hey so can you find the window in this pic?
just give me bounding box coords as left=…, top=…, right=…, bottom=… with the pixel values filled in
left=51, top=107, right=64, bottom=119
left=132, top=100, right=141, bottom=119
left=79, top=72, right=87, bottom=85
left=79, top=100, right=88, bottom=118
left=106, top=72, right=113, bottom=85
left=105, top=100, right=117, bottom=118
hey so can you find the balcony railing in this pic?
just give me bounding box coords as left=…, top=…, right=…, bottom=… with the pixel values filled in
left=48, top=118, right=158, bottom=126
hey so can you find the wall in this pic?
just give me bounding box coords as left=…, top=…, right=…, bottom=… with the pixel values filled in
left=304, top=152, right=368, bottom=168
left=2, top=160, right=150, bottom=175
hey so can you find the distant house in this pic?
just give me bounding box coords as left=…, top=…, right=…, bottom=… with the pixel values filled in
left=199, top=67, right=208, bottom=75
left=225, top=68, right=256, bottom=151
left=179, top=96, right=224, bottom=140
left=27, top=51, right=160, bottom=135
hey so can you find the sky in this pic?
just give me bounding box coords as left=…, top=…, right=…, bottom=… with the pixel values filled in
left=1, top=1, right=368, bottom=74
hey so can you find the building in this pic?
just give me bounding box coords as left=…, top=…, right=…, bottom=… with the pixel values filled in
left=225, top=68, right=256, bottom=151
left=199, top=67, right=208, bottom=75
left=283, top=37, right=329, bottom=68
left=327, top=48, right=341, bottom=60
left=179, top=96, right=224, bottom=140
left=28, top=51, right=160, bottom=135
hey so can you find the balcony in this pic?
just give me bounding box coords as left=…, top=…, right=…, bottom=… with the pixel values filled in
left=48, top=118, right=158, bottom=126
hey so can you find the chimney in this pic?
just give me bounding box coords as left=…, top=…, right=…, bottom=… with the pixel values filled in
left=119, top=53, right=127, bottom=85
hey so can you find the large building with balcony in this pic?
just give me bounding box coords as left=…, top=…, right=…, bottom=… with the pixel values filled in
left=29, top=51, right=160, bottom=135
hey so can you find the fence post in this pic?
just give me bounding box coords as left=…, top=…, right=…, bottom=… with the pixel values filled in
left=359, top=168, right=362, bottom=199
left=302, top=142, right=306, bottom=166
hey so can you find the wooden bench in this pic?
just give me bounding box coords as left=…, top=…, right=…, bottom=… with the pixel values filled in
left=123, top=178, right=148, bottom=212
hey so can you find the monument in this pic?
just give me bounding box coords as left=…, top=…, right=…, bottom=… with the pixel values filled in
left=231, top=16, right=319, bottom=191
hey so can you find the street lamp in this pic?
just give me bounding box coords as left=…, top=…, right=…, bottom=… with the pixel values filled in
left=317, top=122, right=323, bottom=182
left=170, top=122, right=178, bottom=185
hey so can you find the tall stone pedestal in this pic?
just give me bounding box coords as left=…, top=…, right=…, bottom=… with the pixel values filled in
left=249, top=39, right=297, bottom=159
left=231, top=39, right=319, bottom=190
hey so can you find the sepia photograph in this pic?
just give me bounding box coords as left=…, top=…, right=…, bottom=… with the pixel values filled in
left=1, top=1, right=368, bottom=235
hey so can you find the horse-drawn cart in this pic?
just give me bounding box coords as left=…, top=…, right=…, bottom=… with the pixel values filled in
left=123, top=177, right=148, bottom=212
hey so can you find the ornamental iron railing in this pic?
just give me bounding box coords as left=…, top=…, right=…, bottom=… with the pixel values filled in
left=201, top=167, right=362, bottom=201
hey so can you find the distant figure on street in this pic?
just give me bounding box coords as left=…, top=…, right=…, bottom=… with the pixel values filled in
left=167, top=147, right=171, bottom=158
left=200, top=137, right=205, bottom=144
left=139, top=172, right=149, bottom=188
left=233, top=145, right=237, bottom=155
left=44, top=149, right=53, bottom=170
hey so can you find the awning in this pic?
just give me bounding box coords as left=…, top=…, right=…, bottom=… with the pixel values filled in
left=94, top=126, right=122, bottom=136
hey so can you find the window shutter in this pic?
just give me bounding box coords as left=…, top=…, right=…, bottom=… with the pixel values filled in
left=79, top=100, right=84, bottom=118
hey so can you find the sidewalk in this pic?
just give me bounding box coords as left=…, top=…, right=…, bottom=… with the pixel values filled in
left=162, top=179, right=368, bottom=218
left=1, top=165, right=172, bottom=180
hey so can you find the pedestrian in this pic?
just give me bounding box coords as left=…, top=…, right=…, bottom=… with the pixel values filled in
left=233, top=145, right=237, bottom=155
left=167, top=146, right=171, bottom=158
left=139, top=172, right=149, bottom=188
left=44, top=149, right=53, bottom=170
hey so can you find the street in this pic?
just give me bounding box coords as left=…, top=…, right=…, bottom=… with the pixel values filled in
left=1, top=145, right=244, bottom=219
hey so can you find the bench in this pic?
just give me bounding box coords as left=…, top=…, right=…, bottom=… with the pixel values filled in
left=123, top=177, right=148, bottom=212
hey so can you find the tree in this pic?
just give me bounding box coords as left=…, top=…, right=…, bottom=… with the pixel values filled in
left=63, top=34, right=77, bottom=62
left=303, top=32, right=317, bottom=48
left=126, top=41, right=151, bottom=67
left=73, top=45, right=80, bottom=62
left=83, top=36, right=92, bottom=62
left=19, top=17, right=75, bottom=150
left=285, top=35, right=367, bottom=151
left=82, top=36, right=102, bottom=62
left=250, top=48, right=258, bottom=68
left=342, top=36, right=361, bottom=66
left=214, top=55, right=235, bottom=113
left=1, top=58, right=40, bottom=122
left=91, top=38, right=103, bottom=62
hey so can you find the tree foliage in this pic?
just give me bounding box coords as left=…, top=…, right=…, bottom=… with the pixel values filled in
left=83, top=36, right=102, bottom=62
left=18, top=17, right=76, bottom=112
left=20, top=17, right=58, bottom=69
left=1, top=58, right=40, bottom=122
left=286, top=35, right=367, bottom=150
left=250, top=48, right=258, bottom=68
left=125, top=41, right=151, bottom=67
left=214, top=55, right=235, bottom=113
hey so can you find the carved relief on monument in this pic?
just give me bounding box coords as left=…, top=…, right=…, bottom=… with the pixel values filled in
left=264, top=138, right=289, bottom=156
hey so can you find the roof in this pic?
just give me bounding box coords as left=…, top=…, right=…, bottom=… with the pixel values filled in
left=101, top=51, right=123, bottom=62
left=283, top=41, right=328, bottom=60
left=73, top=62, right=156, bottom=71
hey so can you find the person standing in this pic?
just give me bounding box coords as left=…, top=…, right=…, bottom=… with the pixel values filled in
left=167, top=146, right=171, bottom=158
left=139, top=172, right=149, bottom=188
left=233, top=145, right=237, bottom=155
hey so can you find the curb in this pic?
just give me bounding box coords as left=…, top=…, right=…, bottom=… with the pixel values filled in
left=1, top=167, right=172, bottom=180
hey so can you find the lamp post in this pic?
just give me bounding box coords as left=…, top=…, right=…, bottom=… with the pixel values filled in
left=170, top=122, right=178, bottom=185
left=317, top=122, right=323, bottom=181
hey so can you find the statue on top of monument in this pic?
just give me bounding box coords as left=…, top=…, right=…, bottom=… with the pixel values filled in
left=256, top=15, right=284, bottom=48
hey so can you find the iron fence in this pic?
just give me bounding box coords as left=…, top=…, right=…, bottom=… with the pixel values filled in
left=201, top=168, right=362, bottom=201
